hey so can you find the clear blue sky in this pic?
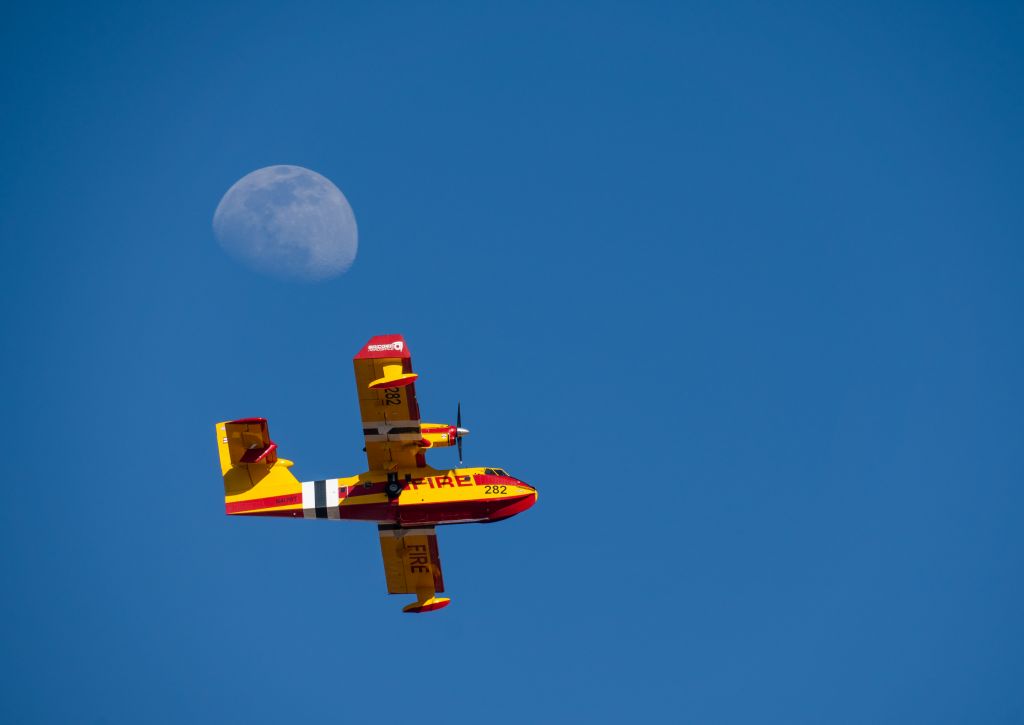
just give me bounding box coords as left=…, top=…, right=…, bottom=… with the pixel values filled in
left=2, top=1, right=1022, bottom=722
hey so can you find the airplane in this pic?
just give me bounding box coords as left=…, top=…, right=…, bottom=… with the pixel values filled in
left=214, top=333, right=538, bottom=613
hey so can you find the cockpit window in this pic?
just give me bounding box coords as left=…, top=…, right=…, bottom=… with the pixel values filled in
left=484, top=468, right=497, bottom=475
left=495, top=469, right=509, bottom=477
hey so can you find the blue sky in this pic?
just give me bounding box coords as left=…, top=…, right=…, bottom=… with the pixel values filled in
left=2, top=1, right=1023, bottom=722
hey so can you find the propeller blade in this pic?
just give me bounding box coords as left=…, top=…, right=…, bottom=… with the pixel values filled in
left=457, top=402, right=463, bottom=464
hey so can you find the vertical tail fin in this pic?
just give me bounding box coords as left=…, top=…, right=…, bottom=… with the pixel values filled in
left=216, top=418, right=298, bottom=501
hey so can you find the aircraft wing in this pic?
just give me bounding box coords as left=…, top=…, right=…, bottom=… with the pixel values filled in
left=378, top=524, right=451, bottom=613
left=353, top=334, right=425, bottom=472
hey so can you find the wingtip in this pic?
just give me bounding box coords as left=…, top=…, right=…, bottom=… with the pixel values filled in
left=402, top=597, right=451, bottom=613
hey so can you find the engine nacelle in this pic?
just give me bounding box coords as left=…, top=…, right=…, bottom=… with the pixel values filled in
left=418, top=423, right=469, bottom=449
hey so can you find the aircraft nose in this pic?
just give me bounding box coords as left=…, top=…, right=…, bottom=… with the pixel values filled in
left=518, top=481, right=538, bottom=506
left=456, top=427, right=470, bottom=437
left=486, top=480, right=538, bottom=522
left=512, top=478, right=536, bottom=495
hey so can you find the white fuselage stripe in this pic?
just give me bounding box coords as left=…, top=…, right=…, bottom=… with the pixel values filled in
left=301, top=480, right=316, bottom=518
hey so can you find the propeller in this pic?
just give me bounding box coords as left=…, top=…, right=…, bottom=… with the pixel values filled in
left=455, top=401, right=470, bottom=464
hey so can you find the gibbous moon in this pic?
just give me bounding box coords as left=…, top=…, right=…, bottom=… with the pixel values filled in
left=213, top=165, right=358, bottom=281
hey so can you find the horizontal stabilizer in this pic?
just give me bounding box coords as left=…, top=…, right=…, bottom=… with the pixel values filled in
left=222, top=418, right=278, bottom=467
left=240, top=441, right=277, bottom=463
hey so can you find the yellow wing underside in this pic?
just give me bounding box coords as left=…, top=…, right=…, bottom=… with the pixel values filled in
left=378, top=525, right=445, bottom=596
left=354, top=355, right=424, bottom=472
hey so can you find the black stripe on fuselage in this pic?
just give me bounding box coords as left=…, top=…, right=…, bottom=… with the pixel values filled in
left=315, top=479, right=327, bottom=518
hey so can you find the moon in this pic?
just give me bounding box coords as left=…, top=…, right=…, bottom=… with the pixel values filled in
left=213, top=165, right=358, bottom=281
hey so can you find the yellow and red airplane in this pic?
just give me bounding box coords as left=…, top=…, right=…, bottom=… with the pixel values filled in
left=215, top=334, right=538, bottom=613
